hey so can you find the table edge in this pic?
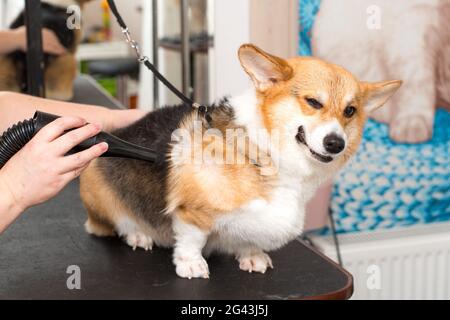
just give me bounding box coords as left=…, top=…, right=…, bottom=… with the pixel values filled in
left=290, top=239, right=354, bottom=300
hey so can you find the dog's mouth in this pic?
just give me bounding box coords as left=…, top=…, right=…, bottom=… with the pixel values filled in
left=295, top=126, right=333, bottom=163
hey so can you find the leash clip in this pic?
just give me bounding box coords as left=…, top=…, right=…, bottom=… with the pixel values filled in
left=192, top=102, right=208, bottom=114
left=122, top=27, right=145, bottom=62
left=121, top=27, right=133, bottom=44
left=138, top=56, right=149, bottom=64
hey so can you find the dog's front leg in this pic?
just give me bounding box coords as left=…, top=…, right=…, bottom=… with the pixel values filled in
left=236, top=247, right=273, bottom=274
left=172, top=216, right=210, bottom=279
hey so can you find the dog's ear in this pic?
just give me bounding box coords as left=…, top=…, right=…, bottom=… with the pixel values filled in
left=238, top=44, right=293, bottom=91
left=361, top=80, right=402, bottom=113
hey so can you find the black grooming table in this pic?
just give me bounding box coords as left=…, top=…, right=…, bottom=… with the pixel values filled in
left=0, top=76, right=353, bottom=300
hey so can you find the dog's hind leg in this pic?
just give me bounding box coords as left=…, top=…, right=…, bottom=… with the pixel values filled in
left=114, top=216, right=154, bottom=251
left=80, top=160, right=155, bottom=251
left=85, top=216, right=115, bottom=237
left=80, top=161, right=117, bottom=238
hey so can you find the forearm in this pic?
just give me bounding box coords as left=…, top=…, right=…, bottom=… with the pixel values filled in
left=0, top=30, right=23, bottom=55
left=0, top=92, right=117, bottom=133
left=0, top=173, right=24, bottom=234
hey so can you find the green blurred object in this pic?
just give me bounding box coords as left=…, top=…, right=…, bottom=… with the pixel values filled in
left=96, top=78, right=117, bottom=97
left=80, top=61, right=117, bottom=97
left=80, top=61, right=89, bottom=74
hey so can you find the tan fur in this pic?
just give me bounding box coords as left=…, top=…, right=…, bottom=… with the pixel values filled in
left=85, top=217, right=115, bottom=237
left=0, top=52, right=78, bottom=100
left=43, top=27, right=82, bottom=100
left=0, top=56, right=21, bottom=92
left=164, top=45, right=400, bottom=232
left=239, top=45, right=400, bottom=163
left=238, top=44, right=293, bottom=91
left=80, top=44, right=401, bottom=258
left=167, top=114, right=275, bottom=231
left=80, top=160, right=133, bottom=236
left=288, top=57, right=367, bottom=162
left=45, top=54, right=77, bottom=100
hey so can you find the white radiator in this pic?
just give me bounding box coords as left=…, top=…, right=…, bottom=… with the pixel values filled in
left=308, top=222, right=450, bottom=300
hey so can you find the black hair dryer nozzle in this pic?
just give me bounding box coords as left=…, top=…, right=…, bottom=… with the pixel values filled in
left=0, top=111, right=158, bottom=169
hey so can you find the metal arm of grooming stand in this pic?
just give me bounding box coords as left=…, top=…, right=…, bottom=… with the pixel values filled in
left=152, top=0, right=159, bottom=108
left=180, top=0, right=191, bottom=99
left=24, top=0, right=45, bottom=97
left=152, top=0, right=192, bottom=107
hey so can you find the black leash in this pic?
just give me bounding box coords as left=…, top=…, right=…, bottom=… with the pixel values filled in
left=106, top=0, right=208, bottom=114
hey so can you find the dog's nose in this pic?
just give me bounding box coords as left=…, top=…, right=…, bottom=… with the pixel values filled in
left=323, top=134, right=345, bottom=154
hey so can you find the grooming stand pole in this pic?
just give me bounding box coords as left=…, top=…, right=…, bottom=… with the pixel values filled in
left=181, top=0, right=192, bottom=99
left=24, top=0, right=45, bottom=97
left=152, top=0, right=159, bottom=108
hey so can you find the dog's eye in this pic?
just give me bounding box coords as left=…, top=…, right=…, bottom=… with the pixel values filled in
left=305, top=98, right=323, bottom=109
left=344, top=106, right=357, bottom=118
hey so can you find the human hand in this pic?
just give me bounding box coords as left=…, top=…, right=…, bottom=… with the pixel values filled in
left=0, top=117, right=108, bottom=213
left=14, top=26, right=67, bottom=55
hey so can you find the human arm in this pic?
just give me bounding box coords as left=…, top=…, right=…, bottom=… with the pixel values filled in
left=0, top=91, right=146, bottom=134
left=0, top=26, right=66, bottom=55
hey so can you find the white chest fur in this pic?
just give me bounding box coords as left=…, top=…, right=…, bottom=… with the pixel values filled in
left=211, top=176, right=309, bottom=253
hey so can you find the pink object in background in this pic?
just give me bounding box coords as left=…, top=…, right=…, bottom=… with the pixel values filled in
left=304, top=181, right=333, bottom=231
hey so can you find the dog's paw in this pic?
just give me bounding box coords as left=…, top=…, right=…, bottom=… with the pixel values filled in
left=125, top=231, right=153, bottom=251
left=238, top=252, right=273, bottom=274
left=84, top=218, right=115, bottom=237
left=390, top=115, right=433, bottom=144
left=174, top=256, right=210, bottom=279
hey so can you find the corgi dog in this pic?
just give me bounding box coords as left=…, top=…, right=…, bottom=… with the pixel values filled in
left=0, top=0, right=92, bottom=101
left=312, top=0, right=450, bottom=143
left=80, top=44, right=401, bottom=279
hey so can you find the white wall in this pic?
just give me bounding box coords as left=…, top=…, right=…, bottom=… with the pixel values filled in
left=0, top=0, right=24, bottom=28
left=211, top=0, right=251, bottom=99
left=137, top=0, right=153, bottom=110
